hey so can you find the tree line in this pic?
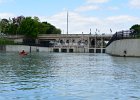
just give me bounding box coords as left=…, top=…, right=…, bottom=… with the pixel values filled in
left=0, top=16, right=61, bottom=38
left=130, top=24, right=140, bottom=36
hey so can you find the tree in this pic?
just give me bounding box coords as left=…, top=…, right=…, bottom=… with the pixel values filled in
left=17, top=17, right=39, bottom=38
left=41, top=22, right=61, bottom=34
left=53, top=28, right=61, bottom=34
left=38, top=22, right=48, bottom=34
left=0, top=19, right=9, bottom=34
left=130, top=24, right=140, bottom=36
left=7, top=23, right=18, bottom=35
left=33, top=16, right=40, bottom=22
left=0, top=16, right=61, bottom=36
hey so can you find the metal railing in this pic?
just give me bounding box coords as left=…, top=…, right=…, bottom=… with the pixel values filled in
left=106, top=30, right=138, bottom=47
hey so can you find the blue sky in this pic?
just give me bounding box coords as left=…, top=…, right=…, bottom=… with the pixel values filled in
left=0, top=0, right=140, bottom=34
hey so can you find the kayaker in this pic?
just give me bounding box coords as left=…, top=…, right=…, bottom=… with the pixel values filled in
left=21, top=50, right=25, bottom=54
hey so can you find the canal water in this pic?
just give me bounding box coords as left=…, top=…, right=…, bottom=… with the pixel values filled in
left=0, top=52, right=140, bottom=100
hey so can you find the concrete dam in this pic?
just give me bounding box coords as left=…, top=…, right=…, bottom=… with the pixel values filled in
left=1, top=34, right=112, bottom=53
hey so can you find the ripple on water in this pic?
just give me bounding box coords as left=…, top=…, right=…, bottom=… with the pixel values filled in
left=0, top=53, right=140, bottom=100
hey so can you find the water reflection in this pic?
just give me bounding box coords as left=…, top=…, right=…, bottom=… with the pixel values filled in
left=0, top=53, right=140, bottom=100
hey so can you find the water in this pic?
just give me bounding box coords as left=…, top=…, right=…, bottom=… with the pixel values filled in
left=0, top=52, right=140, bottom=100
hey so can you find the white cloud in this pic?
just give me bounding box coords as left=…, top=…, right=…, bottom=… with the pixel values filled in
left=129, top=0, right=140, bottom=8
left=0, top=13, right=15, bottom=19
left=45, top=11, right=101, bottom=34
left=75, top=5, right=100, bottom=12
left=1, top=12, right=139, bottom=35
left=86, top=0, right=109, bottom=4
left=0, top=0, right=14, bottom=4
left=106, top=15, right=138, bottom=23
left=45, top=11, right=140, bottom=34
left=107, top=6, right=119, bottom=10
left=0, top=0, right=4, bottom=3
left=106, top=15, right=140, bottom=32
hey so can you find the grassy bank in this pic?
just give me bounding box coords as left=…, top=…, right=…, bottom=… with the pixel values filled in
left=0, top=39, right=15, bottom=45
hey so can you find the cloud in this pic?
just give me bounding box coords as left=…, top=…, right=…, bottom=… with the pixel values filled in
left=0, top=0, right=4, bottom=3
left=129, top=0, right=140, bottom=8
left=45, top=11, right=100, bottom=34
left=0, top=0, right=14, bottom=4
left=1, top=12, right=139, bottom=35
left=106, top=15, right=140, bottom=32
left=75, top=5, right=100, bottom=12
left=0, top=13, right=15, bottom=19
left=86, top=0, right=109, bottom=4
left=43, top=11, right=140, bottom=34
left=107, top=6, right=119, bottom=10
left=106, top=15, right=138, bottom=23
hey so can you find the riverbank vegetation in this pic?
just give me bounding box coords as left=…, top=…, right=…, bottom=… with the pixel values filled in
left=130, top=24, right=140, bottom=38
left=0, top=16, right=61, bottom=38
left=0, top=38, right=15, bottom=45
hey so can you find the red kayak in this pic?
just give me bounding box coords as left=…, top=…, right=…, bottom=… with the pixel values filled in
left=19, top=52, right=28, bottom=56
left=19, top=50, right=28, bottom=56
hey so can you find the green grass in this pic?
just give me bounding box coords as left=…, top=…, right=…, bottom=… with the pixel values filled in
left=0, top=38, right=15, bottom=45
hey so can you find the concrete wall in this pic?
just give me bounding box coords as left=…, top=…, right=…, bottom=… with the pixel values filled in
left=6, top=45, right=52, bottom=52
left=52, top=47, right=88, bottom=53
left=6, top=45, right=30, bottom=52
left=106, top=39, right=140, bottom=57
left=6, top=45, right=105, bottom=53
left=6, top=45, right=87, bottom=53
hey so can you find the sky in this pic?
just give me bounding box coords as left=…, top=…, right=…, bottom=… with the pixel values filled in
left=0, top=0, right=140, bottom=34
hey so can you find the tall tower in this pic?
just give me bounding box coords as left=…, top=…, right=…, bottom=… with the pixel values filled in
left=67, top=11, right=68, bottom=35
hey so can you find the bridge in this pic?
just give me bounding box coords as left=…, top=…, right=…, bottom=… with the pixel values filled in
left=37, top=34, right=112, bottom=53
left=5, top=34, right=112, bottom=53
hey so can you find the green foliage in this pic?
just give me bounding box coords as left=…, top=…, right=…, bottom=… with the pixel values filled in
left=0, top=15, right=61, bottom=38
left=130, top=24, right=140, bottom=36
left=38, top=22, right=48, bottom=34
left=0, top=19, right=9, bottom=33
left=33, top=16, right=40, bottom=22
left=7, top=23, right=18, bottom=35
left=0, top=38, right=15, bottom=45
left=17, top=17, right=39, bottom=38
left=40, top=22, right=61, bottom=34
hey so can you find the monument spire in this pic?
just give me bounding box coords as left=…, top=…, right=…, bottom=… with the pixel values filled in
left=67, top=11, right=68, bottom=35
